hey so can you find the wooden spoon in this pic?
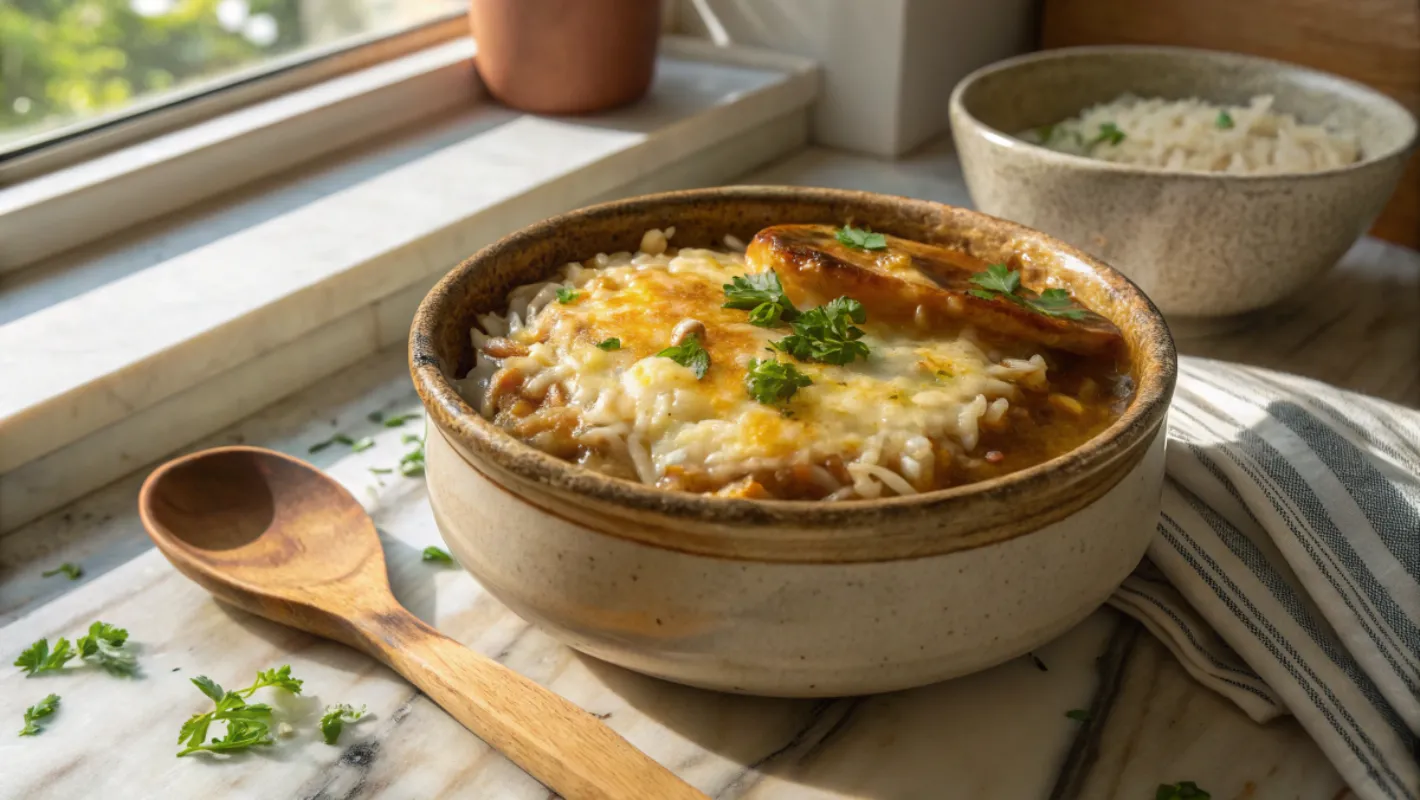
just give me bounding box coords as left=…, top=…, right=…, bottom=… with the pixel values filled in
left=138, top=446, right=706, bottom=800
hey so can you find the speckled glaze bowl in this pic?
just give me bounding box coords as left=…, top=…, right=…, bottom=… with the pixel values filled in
left=410, top=187, right=1176, bottom=697
left=950, top=46, right=1418, bottom=319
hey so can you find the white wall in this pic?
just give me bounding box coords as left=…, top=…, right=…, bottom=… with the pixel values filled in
left=675, top=0, right=1038, bottom=157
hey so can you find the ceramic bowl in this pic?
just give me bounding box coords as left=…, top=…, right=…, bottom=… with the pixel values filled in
left=950, top=46, right=1418, bottom=319
left=410, top=187, right=1176, bottom=697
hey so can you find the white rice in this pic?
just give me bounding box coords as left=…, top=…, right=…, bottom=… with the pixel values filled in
left=1023, top=94, right=1360, bottom=174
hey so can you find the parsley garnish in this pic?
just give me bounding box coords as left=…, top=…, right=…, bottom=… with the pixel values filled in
left=351, top=437, right=375, bottom=453
left=1215, top=111, right=1234, bottom=129
left=42, top=563, right=83, bottom=580
left=771, top=297, right=871, bottom=365
left=1156, top=781, right=1210, bottom=800
left=19, top=694, right=59, bottom=736
left=14, top=621, right=133, bottom=677
left=308, top=433, right=355, bottom=453
left=370, top=467, right=393, bottom=475
left=382, top=413, right=417, bottom=428
left=745, top=359, right=813, bottom=404
left=1065, top=709, right=1090, bottom=722
left=176, top=666, right=303, bottom=757
left=722, top=272, right=799, bottom=327
left=596, top=337, right=622, bottom=351
left=399, top=436, right=426, bottom=477
left=320, top=704, right=367, bottom=745
left=422, top=546, right=455, bottom=565
left=556, top=287, right=580, bottom=304
left=834, top=225, right=887, bottom=251
left=1035, top=123, right=1057, bottom=143
left=14, top=638, right=74, bottom=676
left=656, top=335, right=711, bottom=379
left=367, top=411, right=384, bottom=423
left=969, top=263, right=1020, bottom=296
left=968, top=264, right=1087, bottom=320
left=75, top=621, right=135, bottom=676
left=1091, top=121, right=1126, bottom=146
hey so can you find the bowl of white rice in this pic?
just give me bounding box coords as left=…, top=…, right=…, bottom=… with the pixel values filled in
left=949, top=45, right=1416, bottom=319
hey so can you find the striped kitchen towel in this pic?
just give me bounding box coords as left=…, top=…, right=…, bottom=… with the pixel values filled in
left=1108, top=357, right=1420, bottom=800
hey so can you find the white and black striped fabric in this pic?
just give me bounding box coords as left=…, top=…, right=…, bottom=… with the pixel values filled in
left=1108, top=357, right=1420, bottom=800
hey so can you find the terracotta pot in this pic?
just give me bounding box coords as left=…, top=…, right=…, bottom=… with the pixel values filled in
left=468, top=0, right=661, bottom=115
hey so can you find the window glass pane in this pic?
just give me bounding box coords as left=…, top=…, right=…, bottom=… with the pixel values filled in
left=0, top=0, right=463, bottom=151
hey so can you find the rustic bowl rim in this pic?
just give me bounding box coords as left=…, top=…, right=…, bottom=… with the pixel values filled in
left=949, top=44, right=1419, bottom=182
left=410, top=186, right=1176, bottom=543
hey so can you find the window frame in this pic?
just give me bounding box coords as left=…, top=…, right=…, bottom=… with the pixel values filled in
left=1, top=12, right=469, bottom=186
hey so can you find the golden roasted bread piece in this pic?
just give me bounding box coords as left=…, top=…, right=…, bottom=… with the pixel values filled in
left=747, top=224, right=1123, bottom=356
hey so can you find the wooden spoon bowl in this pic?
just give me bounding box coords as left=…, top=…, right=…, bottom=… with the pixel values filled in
left=140, top=446, right=705, bottom=800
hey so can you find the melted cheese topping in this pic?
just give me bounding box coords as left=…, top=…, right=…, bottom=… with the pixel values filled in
left=462, top=232, right=1072, bottom=500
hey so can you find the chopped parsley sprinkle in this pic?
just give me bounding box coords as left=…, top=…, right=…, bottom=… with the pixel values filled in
left=745, top=359, right=813, bottom=404
left=968, top=264, right=1087, bottom=320
left=1215, top=111, right=1234, bottom=129
left=772, top=297, right=871, bottom=366
left=422, top=546, right=455, bottom=565
left=595, top=337, right=622, bottom=351
left=19, top=694, right=59, bottom=737
left=320, top=704, right=367, bottom=745
left=722, top=271, right=799, bottom=327
left=42, top=563, right=83, bottom=581
left=176, top=666, right=303, bottom=757
left=656, top=335, right=711, bottom=379
left=555, top=287, right=580, bottom=304
left=834, top=225, right=887, bottom=251
left=1091, top=121, right=1126, bottom=146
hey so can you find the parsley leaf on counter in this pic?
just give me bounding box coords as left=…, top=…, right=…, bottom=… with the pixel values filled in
left=772, top=297, right=870, bottom=366
left=19, top=694, right=59, bottom=736
left=399, top=436, right=426, bottom=477
left=367, top=411, right=384, bottom=423
left=75, top=621, right=135, bottom=676
left=320, top=704, right=367, bottom=745
left=1215, top=111, right=1234, bottom=129
left=722, top=272, right=799, bottom=327
left=834, top=225, right=887, bottom=251
left=1156, top=781, right=1210, bottom=800
left=422, top=546, right=455, bottom=565
left=1065, top=709, right=1090, bottom=722
left=745, top=359, right=813, bottom=405
left=350, top=437, right=375, bottom=453
left=969, top=265, right=1086, bottom=320
left=596, top=337, right=622, bottom=351
left=556, top=287, right=580, bottom=304
left=382, top=414, right=418, bottom=428
left=42, top=563, right=83, bottom=581
left=309, top=433, right=356, bottom=454
left=177, top=666, right=303, bottom=757
left=15, top=637, right=74, bottom=676
left=657, top=335, right=711, bottom=379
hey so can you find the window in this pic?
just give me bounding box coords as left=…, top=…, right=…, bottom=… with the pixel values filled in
left=0, top=0, right=463, bottom=160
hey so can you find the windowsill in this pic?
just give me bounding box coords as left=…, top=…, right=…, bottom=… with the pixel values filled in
left=0, top=37, right=819, bottom=533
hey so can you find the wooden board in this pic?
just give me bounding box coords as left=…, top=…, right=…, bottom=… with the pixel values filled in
left=1041, top=0, right=1420, bottom=248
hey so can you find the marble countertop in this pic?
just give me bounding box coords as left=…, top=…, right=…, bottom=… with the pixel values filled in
left=2, top=140, right=1416, bottom=799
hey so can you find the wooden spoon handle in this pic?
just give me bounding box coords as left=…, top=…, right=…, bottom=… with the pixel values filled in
left=355, top=610, right=707, bottom=800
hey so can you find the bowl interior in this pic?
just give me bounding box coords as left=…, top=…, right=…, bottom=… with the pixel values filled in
left=955, top=46, right=1417, bottom=168
left=410, top=187, right=1177, bottom=560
